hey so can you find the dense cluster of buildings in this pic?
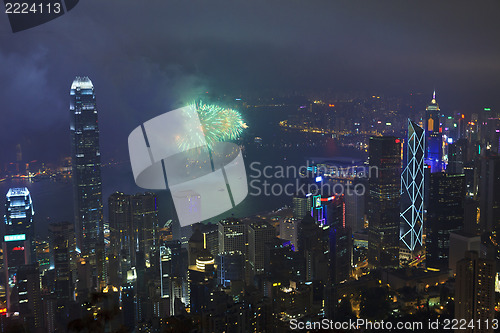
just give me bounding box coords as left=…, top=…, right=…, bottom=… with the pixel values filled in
left=0, top=78, right=499, bottom=332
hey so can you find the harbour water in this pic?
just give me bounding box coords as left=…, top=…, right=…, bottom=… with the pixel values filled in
left=0, top=143, right=364, bottom=238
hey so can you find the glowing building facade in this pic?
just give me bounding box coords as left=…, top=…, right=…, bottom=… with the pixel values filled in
left=4, top=187, right=34, bottom=249
left=3, top=187, right=34, bottom=313
left=400, top=120, right=425, bottom=254
left=70, top=76, right=104, bottom=257
left=425, top=91, right=443, bottom=172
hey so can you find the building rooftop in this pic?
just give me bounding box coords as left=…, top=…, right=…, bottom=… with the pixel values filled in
left=6, top=187, right=30, bottom=198
left=71, top=76, right=93, bottom=90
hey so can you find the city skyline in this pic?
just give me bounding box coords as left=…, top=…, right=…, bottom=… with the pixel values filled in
left=1, top=1, right=500, bottom=332
left=2, top=0, right=500, bottom=166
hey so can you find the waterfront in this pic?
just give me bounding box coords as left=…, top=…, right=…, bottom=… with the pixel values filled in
left=0, top=142, right=364, bottom=238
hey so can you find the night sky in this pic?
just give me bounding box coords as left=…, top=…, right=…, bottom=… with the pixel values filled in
left=1, top=0, right=500, bottom=164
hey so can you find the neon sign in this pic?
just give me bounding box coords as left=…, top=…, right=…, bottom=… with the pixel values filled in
left=4, top=234, right=26, bottom=242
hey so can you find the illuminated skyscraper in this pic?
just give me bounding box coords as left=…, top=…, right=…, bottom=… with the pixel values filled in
left=367, top=136, right=401, bottom=268
left=130, top=193, right=158, bottom=265
left=70, top=76, right=104, bottom=257
left=218, top=218, right=245, bottom=255
left=400, top=120, right=425, bottom=254
left=108, top=192, right=134, bottom=277
left=424, top=91, right=443, bottom=172
left=159, top=240, right=186, bottom=315
left=108, top=192, right=159, bottom=279
left=4, top=187, right=34, bottom=257
left=3, top=187, right=34, bottom=314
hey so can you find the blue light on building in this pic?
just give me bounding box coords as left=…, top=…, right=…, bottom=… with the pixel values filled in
left=400, top=120, right=425, bottom=253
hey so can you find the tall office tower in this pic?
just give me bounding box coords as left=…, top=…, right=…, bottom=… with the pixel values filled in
left=17, top=264, right=43, bottom=332
left=478, top=154, right=500, bottom=234
left=4, top=188, right=34, bottom=314
left=321, top=194, right=352, bottom=319
left=218, top=218, right=246, bottom=255
left=3, top=235, right=29, bottom=313
left=344, top=183, right=365, bottom=233
left=279, top=217, right=298, bottom=251
left=298, top=215, right=327, bottom=282
left=400, top=120, right=425, bottom=256
left=248, top=221, right=276, bottom=279
left=130, top=192, right=158, bottom=265
left=426, top=173, right=465, bottom=269
left=70, top=76, right=104, bottom=258
left=159, top=245, right=173, bottom=301
left=367, top=136, right=401, bottom=268
left=48, top=221, right=76, bottom=301
left=108, top=192, right=135, bottom=278
left=455, top=251, right=495, bottom=332
left=4, top=188, right=35, bottom=261
left=159, top=240, right=186, bottom=315
left=448, top=139, right=468, bottom=174
left=424, top=91, right=443, bottom=172
left=292, top=193, right=312, bottom=219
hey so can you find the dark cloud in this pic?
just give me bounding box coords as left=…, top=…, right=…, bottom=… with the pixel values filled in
left=1, top=0, right=500, bottom=163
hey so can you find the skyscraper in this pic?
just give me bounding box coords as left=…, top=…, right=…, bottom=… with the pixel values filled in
left=48, top=221, right=76, bottom=301
left=426, top=173, right=465, bottom=269
left=4, top=187, right=35, bottom=260
left=130, top=193, right=158, bottom=265
left=218, top=218, right=246, bottom=255
left=70, top=76, right=104, bottom=258
left=17, top=264, right=43, bottom=332
left=159, top=240, right=186, bottom=315
left=424, top=91, right=443, bottom=172
left=368, top=136, right=401, bottom=268
left=248, top=221, right=276, bottom=278
left=298, top=215, right=326, bottom=282
left=400, top=120, right=425, bottom=255
left=455, top=251, right=495, bottom=332
left=108, top=191, right=160, bottom=277
left=3, top=188, right=34, bottom=314
left=344, top=184, right=365, bottom=233
left=108, top=192, right=134, bottom=277
left=478, top=154, right=500, bottom=234
left=326, top=195, right=351, bottom=285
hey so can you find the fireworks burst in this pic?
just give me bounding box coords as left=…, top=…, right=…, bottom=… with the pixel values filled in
left=176, top=103, right=247, bottom=151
